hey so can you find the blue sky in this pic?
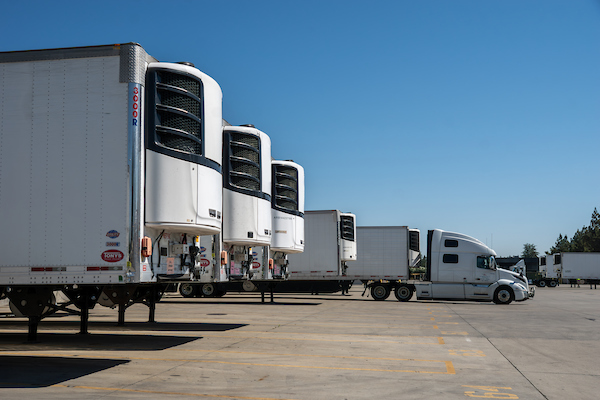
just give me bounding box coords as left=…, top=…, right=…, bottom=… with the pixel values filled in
left=1, top=0, right=598, bottom=256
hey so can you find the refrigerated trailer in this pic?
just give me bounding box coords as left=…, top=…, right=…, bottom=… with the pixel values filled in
left=0, top=43, right=223, bottom=339
left=550, top=253, right=600, bottom=287
left=275, top=210, right=356, bottom=293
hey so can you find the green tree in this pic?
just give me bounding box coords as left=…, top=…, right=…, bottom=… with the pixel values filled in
left=547, top=208, right=600, bottom=253
left=547, top=234, right=570, bottom=254
left=521, top=243, right=538, bottom=258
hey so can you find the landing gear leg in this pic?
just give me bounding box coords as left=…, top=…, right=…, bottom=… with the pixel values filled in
left=28, top=316, right=40, bottom=343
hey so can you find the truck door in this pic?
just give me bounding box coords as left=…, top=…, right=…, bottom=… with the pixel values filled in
left=465, top=255, right=496, bottom=300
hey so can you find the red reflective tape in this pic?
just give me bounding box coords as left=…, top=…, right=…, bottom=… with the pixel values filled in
left=31, top=267, right=44, bottom=272
left=87, top=267, right=100, bottom=271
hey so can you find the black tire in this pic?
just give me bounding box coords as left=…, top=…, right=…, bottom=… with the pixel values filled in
left=201, top=283, right=216, bottom=297
left=493, top=286, right=514, bottom=305
left=549, top=280, right=557, bottom=288
left=394, top=285, right=414, bottom=302
left=179, top=283, right=197, bottom=298
left=371, top=284, right=391, bottom=301
left=538, top=280, right=546, bottom=287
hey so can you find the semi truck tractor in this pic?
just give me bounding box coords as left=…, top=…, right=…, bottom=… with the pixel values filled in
left=549, top=253, right=600, bottom=288
left=0, top=43, right=224, bottom=339
left=410, top=229, right=533, bottom=303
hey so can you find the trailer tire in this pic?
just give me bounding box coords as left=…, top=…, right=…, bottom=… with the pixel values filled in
left=493, top=286, right=514, bottom=305
left=549, top=280, right=557, bottom=287
left=201, top=283, right=216, bottom=297
left=538, top=280, right=546, bottom=287
left=179, top=283, right=197, bottom=298
left=371, top=284, right=390, bottom=301
left=394, top=285, right=413, bottom=302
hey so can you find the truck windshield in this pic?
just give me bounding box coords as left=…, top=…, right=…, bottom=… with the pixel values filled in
left=477, top=256, right=497, bottom=270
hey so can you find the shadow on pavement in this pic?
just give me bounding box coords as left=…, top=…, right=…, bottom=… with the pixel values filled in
left=0, top=354, right=129, bottom=388
left=0, top=331, right=203, bottom=351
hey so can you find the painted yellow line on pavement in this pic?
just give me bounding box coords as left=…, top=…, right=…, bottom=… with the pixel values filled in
left=3, top=352, right=455, bottom=375
left=200, top=333, right=445, bottom=345
left=174, top=348, right=446, bottom=364
left=51, top=384, right=297, bottom=400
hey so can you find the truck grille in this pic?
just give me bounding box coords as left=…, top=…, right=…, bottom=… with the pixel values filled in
left=272, top=165, right=298, bottom=211
left=340, top=215, right=355, bottom=241
left=152, top=70, right=203, bottom=156
left=227, top=132, right=261, bottom=191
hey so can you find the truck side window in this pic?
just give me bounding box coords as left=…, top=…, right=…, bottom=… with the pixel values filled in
left=477, top=256, right=490, bottom=269
left=443, top=254, right=458, bottom=263
left=444, top=239, right=458, bottom=247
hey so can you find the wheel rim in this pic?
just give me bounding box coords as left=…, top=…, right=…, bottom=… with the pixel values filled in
left=180, top=284, right=194, bottom=297
left=373, top=285, right=387, bottom=298
left=202, top=284, right=215, bottom=296
left=497, top=289, right=511, bottom=303
left=397, top=287, right=410, bottom=299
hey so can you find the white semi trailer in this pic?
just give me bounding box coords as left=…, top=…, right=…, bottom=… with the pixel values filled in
left=549, top=253, right=600, bottom=288
left=277, top=210, right=357, bottom=294
left=0, top=43, right=224, bottom=339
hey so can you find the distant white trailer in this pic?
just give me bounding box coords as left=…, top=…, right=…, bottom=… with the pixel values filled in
left=349, top=226, right=420, bottom=281
left=286, top=210, right=357, bottom=280
left=552, top=253, right=600, bottom=287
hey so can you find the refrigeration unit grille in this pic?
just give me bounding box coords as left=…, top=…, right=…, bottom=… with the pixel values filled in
left=272, top=165, right=298, bottom=212
left=228, top=132, right=261, bottom=191
left=156, top=71, right=201, bottom=96
left=152, top=70, right=203, bottom=156
left=409, top=231, right=420, bottom=252
left=157, top=90, right=201, bottom=116
left=340, top=216, right=355, bottom=241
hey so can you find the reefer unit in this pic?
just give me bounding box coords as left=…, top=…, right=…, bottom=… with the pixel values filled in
left=286, top=210, right=356, bottom=280
left=0, top=43, right=223, bottom=287
left=270, top=160, right=305, bottom=278
left=222, top=125, right=272, bottom=279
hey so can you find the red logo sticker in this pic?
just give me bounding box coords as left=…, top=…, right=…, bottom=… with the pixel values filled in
left=252, top=262, right=261, bottom=269
left=102, top=250, right=124, bottom=263
left=200, top=259, right=211, bottom=267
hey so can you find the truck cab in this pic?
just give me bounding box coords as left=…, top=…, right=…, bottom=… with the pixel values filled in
left=415, top=230, right=531, bottom=303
